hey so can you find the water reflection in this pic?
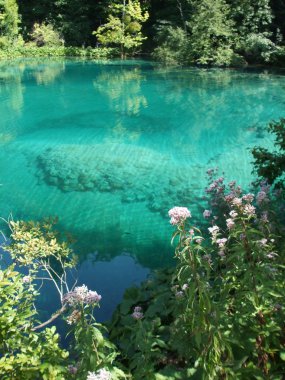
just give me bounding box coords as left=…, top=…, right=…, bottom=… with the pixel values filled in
left=0, top=60, right=283, bottom=269
left=32, top=61, right=66, bottom=85
left=0, top=59, right=66, bottom=143
left=94, top=66, right=148, bottom=142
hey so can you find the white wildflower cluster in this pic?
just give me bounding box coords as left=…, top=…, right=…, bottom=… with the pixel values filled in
left=63, top=285, right=102, bottom=306
left=216, top=238, right=227, bottom=249
left=243, top=204, right=256, bottom=217
left=242, top=193, right=255, bottom=203
left=168, top=207, right=191, bottom=225
left=87, top=368, right=112, bottom=380
left=208, top=225, right=219, bottom=242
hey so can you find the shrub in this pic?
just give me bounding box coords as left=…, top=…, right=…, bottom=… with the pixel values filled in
left=270, top=46, right=285, bottom=66
left=152, top=24, right=188, bottom=66
left=241, top=33, right=277, bottom=63
left=28, top=22, right=64, bottom=47
left=252, top=118, right=285, bottom=188
left=1, top=219, right=127, bottom=380
left=0, top=46, right=116, bottom=59
left=0, top=266, right=68, bottom=379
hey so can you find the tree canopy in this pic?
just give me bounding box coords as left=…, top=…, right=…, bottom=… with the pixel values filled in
left=1, top=0, right=285, bottom=64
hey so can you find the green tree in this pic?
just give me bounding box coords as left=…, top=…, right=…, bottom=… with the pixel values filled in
left=228, top=0, right=273, bottom=41
left=94, top=0, right=149, bottom=58
left=0, top=0, right=20, bottom=47
left=188, top=0, right=236, bottom=65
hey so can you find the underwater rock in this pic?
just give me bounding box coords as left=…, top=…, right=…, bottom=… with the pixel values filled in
left=37, top=143, right=194, bottom=216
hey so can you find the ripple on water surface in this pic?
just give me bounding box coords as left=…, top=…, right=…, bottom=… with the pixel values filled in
left=0, top=59, right=281, bottom=318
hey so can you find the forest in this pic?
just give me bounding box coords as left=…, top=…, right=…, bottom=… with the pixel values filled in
left=1, top=0, right=285, bottom=65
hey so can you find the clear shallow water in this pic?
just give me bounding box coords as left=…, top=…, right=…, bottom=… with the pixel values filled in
left=0, top=59, right=283, bottom=318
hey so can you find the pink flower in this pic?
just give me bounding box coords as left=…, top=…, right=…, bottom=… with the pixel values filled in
left=261, top=211, right=269, bottom=223
left=229, top=210, right=238, bottom=218
left=216, top=238, right=227, bottom=249
left=231, top=197, right=242, bottom=206
left=131, top=306, right=144, bottom=320
left=203, top=210, right=212, bottom=218
left=256, top=191, right=268, bottom=205
left=226, top=218, right=235, bottom=229
left=267, top=252, right=278, bottom=259
left=259, top=238, right=268, bottom=246
left=68, top=365, right=78, bottom=375
left=85, top=291, right=102, bottom=304
left=63, top=285, right=101, bottom=306
left=23, top=275, right=31, bottom=283
left=206, top=182, right=218, bottom=192
left=168, top=207, right=191, bottom=225
left=243, top=204, right=256, bottom=216
left=207, top=168, right=215, bottom=175
left=242, top=193, right=255, bottom=203
left=225, top=194, right=234, bottom=203
left=175, top=291, right=184, bottom=299
left=208, top=225, right=219, bottom=242
left=208, top=226, right=219, bottom=235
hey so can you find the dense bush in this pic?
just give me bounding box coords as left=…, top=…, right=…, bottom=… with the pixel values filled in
left=152, top=24, right=188, bottom=66
left=0, top=266, right=68, bottom=379
left=240, top=33, right=278, bottom=63
left=252, top=118, right=285, bottom=188
left=27, top=22, right=64, bottom=47
left=0, top=46, right=116, bottom=59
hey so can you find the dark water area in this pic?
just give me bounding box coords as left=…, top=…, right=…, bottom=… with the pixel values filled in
left=0, top=58, right=282, bottom=320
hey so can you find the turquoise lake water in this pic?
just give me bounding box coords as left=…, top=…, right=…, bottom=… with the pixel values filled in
left=0, top=59, right=284, bottom=319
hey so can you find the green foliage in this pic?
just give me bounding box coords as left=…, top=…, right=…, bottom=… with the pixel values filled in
left=152, top=24, right=188, bottom=65
left=188, top=0, right=235, bottom=66
left=94, top=0, right=149, bottom=58
left=0, top=46, right=115, bottom=59
left=152, top=0, right=246, bottom=67
left=28, top=22, right=64, bottom=47
left=252, top=119, right=285, bottom=188
left=240, top=33, right=278, bottom=63
left=1, top=0, right=285, bottom=64
left=270, top=45, right=285, bottom=66
left=110, top=269, right=180, bottom=379
left=228, top=0, right=273, bottom=40
left=0, top=219, right=128, bottom=379
left=110, top=178, right=285, bottom=379
left=66, top=297, right=127, bottom=379
left=0, top=267, right=68, bottom=379
left=0, top=0, right=20, bottom=46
